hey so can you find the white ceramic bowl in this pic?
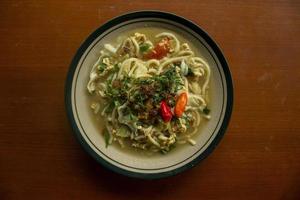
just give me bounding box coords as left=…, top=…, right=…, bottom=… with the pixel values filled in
left=65, top=11, right=233, bottom=179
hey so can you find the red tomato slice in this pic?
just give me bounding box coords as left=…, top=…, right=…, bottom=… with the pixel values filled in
left=145, top=38, right=170, bottom=60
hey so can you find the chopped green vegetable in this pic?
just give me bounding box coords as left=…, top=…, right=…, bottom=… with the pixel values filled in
left=114, top=100, right=120, bottom=107
left=112, top=63, right=120, bottom=73
left=169, top=143, right=176, bottom=151
left=103, top=128, right=110, bottom=148
left=160, top=149, right=168, bottom=154
left=181, top=114, right=191, bottom=129
left=203, top=107, right=210, bottom=115
left=160, top=144, right=176, bottom=154
left=187, top=67, right=195, bottom=76
left=116, top=126, right=130, bottom=137
left=97, top=63, right=107, bottom=73
left=105, top=102, right=115, bottom=113
left=139, top=43, right=150, bottom=52
left=180, top=61, right=189, bottom=76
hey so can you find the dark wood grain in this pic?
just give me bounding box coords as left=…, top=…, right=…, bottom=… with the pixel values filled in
left=0, top=0, right=299, bottom=199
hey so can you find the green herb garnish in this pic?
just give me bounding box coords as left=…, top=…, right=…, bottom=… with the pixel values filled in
left=187, top=67, right=195, bottom=76
left=112, top=63, right=120, bottom=73
left=203, top=107, right=210, bottom=115
left=103, top=128, right=110, bottom=148
left=160, top=149, right=168, bottom=154
left=139, top=43, right=150, bottom=52
left=105, top=102, right=115, bottom=113
left=160, top=144, right=176, bottom=154
left=116, top=126, right=130, bottom=138
left=97, top=63, right=107, bottom=73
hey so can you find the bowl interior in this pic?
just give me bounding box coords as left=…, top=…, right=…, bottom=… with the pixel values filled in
left=69, top=18, right=228, bottom=174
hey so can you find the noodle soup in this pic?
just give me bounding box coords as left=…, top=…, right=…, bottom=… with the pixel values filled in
left=87, top=27, right=211, bottom=154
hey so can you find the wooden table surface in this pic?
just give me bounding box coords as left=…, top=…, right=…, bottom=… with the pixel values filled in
left=1, top=1, right=299, bottom=199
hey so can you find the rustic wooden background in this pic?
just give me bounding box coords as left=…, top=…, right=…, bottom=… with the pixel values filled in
left=0, top=0, right=299, bottom=199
